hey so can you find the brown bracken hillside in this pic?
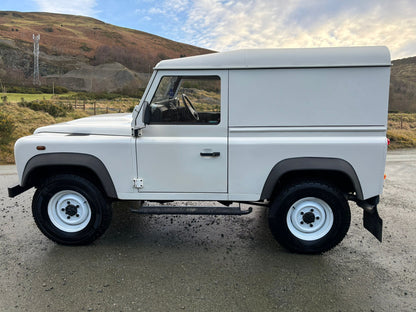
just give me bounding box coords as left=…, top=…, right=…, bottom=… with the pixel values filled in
left=390, top=56, right=416, bottom=113
left=0, top=11, right=212, bottom=84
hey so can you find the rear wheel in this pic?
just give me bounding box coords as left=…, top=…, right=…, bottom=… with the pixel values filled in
left=268, top=181, right=350, bottom=254
left=32, top=174, right=112, bottom=245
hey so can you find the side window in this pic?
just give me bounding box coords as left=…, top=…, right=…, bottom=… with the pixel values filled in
left=149, top=76, right=220, bottom=124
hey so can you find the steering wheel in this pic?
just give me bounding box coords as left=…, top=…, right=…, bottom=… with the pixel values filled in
left=182, top=94, right=199, bottom=121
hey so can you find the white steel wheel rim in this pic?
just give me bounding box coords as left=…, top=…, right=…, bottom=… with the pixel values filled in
left=47, top=190, right=92, bottom=233
left=286, top=197, right=334, bottom=241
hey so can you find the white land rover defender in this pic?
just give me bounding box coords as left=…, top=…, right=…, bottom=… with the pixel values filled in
left=9, top=47, right=391, bottom=254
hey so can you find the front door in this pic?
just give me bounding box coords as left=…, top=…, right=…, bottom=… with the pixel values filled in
left=136, top=70, right=228, bottom=194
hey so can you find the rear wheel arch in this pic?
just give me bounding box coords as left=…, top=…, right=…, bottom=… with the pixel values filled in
left=260, top=157, right=363, bottom=201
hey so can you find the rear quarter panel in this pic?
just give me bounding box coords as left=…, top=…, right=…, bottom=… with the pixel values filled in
left=228, top=66, right=390, bottom=200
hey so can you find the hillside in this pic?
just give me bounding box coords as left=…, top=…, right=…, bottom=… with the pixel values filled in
left=0, top=11, right=212, bottom=90
left=0, top=11, right=415, bottom=111
left=389, top=56, right=416, bottom=113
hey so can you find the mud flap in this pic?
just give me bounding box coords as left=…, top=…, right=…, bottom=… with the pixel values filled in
left=363, top=207, right=383, bottom=242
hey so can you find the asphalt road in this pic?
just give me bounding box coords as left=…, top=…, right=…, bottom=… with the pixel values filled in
left=0, top=150, right=415, bottom=311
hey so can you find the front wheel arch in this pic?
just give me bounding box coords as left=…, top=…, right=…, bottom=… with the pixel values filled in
left=22, top=153, right=118, bottom=199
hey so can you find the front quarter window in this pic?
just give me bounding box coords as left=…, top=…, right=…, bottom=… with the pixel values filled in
left=149, top=76, right=220, bottom=125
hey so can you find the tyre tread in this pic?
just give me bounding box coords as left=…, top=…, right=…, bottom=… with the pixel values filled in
left=32, top=174, right=112, bottom=245
left=269, top=180, right=351, bottom=254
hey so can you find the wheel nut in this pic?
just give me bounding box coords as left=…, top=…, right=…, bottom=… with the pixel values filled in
left=301, top=212, right=304, bottom=215
left=76, top=214, right=79, bottom=217
left=310, top=224, right=313, bottom=227
left=310, top=209, right=314, bottom=212
left=61, top=208, right=65, bottom=211
left=300, top=221, right=304, bottom=224
left=67, top=216, right=70, bottom=219
left=316, top=216, right=320, bottom=220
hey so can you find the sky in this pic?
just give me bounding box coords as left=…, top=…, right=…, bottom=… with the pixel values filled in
left=1, top=0, right=415, bottom=59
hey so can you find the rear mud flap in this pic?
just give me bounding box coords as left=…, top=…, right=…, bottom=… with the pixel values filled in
left=363, top=207, right=383, bottom=242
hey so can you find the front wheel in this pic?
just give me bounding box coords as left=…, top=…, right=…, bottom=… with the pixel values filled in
left=32, top=174, right=112, bottom=245
left=268, top=181, right=351, bottom=254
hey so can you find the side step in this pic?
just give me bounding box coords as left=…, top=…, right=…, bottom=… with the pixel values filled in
left=130, top=205, right=253, bottom=215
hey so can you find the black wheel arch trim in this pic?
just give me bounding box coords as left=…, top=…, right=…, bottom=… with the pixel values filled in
left=22, top=153, right=118, bottom=199
left=260, top=157, right=363, bottom=200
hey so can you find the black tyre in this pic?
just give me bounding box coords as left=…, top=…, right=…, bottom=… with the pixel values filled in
left=32, top=174, right=112, bottom=245
left=268, top=181, right=351, bottom=254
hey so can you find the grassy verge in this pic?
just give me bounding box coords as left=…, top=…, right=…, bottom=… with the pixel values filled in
left=2, top=92, right=79, bottom=103
left=0, top=102, right=56, bottom=164
left=387, top=113, right=416, bottom=149
left=0, top=96, right=138, bottom=164
left=3, top=93, right=55, bottom=102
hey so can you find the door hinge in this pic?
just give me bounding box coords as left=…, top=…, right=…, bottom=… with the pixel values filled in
left=133, top=178, right=143, bottom=189
left=132, top=128, right=142, bottom=137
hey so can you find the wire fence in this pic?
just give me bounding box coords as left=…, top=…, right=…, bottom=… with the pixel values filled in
left=54, top=98, right=138, bottom=115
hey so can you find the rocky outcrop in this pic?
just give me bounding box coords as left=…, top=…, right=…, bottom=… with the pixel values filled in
left=45, top=62, right=150, bottom=92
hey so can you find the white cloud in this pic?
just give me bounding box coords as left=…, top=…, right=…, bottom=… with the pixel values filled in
left=34, top=0, right=98, bottom=16
left=177, top=0, right=416, bottom=59
left=146, top=0, right=190, bottom=15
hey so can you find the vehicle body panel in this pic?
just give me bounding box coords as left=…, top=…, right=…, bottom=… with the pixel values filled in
left=135, top=70, right=229, bottom=194
left=13, top=47, right=390, bottom=202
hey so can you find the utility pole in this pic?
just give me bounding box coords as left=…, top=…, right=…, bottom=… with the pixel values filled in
left=33, top=34, right=41, bottom=86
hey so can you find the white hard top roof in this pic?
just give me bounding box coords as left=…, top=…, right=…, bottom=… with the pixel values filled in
left=155, top=46, right=390, bottom=70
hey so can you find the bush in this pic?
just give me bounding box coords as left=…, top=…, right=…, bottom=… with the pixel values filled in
left=0, top=111, right=15, bottom=144
left=5, top=85, right=41, bottom=94
left=120, top=87, right=145, bottom=98
left=80, top=43, right=92, bottom=52
left=39, top=85, right=69, bottom=94
left=60, top=92, right=128, bottom=101
left=2, top=85, right=68, bottom=94
left=19, top=99, right=73, bottom=117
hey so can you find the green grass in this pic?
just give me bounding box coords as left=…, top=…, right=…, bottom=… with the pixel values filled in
left=3, top=92, right=80, bottom=103
left=3, top=93, right=55, bottom=102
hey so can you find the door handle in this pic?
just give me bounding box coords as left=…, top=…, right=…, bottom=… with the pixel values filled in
left=200, top=152, right=220, bottom=157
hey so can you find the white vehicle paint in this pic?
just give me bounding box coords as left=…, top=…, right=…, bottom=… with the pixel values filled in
left=10, top=47, right=391, bottom=253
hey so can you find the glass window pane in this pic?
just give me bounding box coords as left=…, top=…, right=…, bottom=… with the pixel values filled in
left=149, top=76, right=220, bottom=124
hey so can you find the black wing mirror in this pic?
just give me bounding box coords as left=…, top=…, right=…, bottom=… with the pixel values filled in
left=143, top=101, right=151, bottom=125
